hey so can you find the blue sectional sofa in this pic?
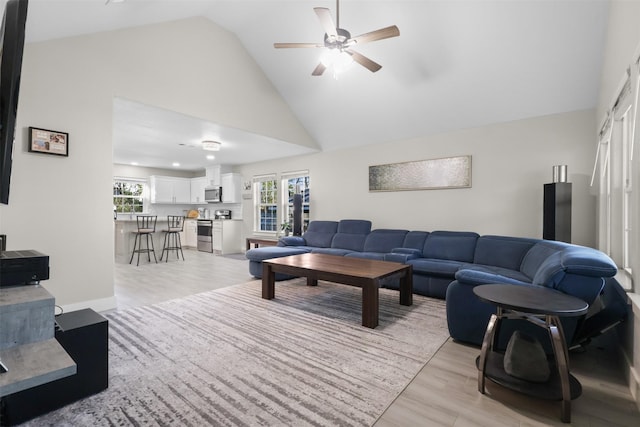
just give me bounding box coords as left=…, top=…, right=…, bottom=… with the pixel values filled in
left=245, top=219, right=626, bottom=348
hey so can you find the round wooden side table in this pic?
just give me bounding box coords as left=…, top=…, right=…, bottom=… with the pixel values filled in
left=473, top=284, right=588, bottom=423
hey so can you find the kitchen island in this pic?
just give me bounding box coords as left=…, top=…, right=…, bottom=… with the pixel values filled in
left=114, top=217, right=242, bottom=260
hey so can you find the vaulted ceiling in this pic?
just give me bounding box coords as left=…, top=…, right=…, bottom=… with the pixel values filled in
left=14, top=0, right=609, bottom=170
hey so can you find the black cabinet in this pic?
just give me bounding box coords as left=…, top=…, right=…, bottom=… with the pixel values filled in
left=0, top=309, right=108, bottom=426
left=543, top=182, right=572, bottom=243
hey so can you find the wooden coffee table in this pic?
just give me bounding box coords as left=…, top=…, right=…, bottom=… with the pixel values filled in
left=262, top=253, right=413, bottom=328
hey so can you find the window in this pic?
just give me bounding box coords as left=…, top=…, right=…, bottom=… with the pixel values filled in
left=113, top=178, right=145, bottom=213
left=593, top=63, right=638, bottom=291
left=281, top=171, right=310, bottom=232
left=254, top=174, right=278, bottom=232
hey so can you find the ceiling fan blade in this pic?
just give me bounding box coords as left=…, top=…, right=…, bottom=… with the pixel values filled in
left=312, top=63, right=327, bottom=76
left=345, top=49, right=382, bottom=73
left=314, top=7, right=338, bottom=39
left=350, top=25, right=400, bottom=45
left=274, top=42, right=323, bottom=48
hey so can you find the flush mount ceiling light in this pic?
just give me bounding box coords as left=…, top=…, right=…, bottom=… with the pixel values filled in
left=202, top=140, right=222, bottom=151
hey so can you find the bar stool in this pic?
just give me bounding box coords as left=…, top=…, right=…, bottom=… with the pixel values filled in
left=129, top=215, right=158, bottom=266
left=161, top=215, right=185, bottom=262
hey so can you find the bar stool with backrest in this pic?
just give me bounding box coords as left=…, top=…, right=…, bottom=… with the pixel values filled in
left=129, top=215, right=158, bottom=266
left=161, top=215, right=185, bottom=262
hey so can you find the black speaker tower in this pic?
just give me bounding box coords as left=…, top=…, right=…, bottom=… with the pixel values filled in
left=543, top=182, right=572, bottom=243
left=293, top=194, right=303, bottom=236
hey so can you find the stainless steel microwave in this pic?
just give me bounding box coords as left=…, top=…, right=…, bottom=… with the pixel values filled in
left=204, top=186, right=222, bottom=203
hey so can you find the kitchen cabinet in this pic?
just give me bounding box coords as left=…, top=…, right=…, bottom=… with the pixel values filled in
left=221, top=173, right=242, bottom=203
left=190, top=177, right=208, bottom=204
left=150, top=176, right=190, bottom=204
left=212, top=220, right=242, bottom=254
left=183, top=219, right=197, bottom=248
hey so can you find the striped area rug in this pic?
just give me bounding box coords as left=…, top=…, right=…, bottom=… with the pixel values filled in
left=27, top=279, right=449, bottom=426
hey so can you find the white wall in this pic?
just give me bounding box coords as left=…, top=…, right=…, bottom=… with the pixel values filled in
left=239, top=109, right=597, bottom=247
left=0, top=17, right=313, bottom=309
left=597, top=0, right=640, bottom=407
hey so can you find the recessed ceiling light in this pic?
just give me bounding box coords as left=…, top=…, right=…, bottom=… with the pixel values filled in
left=172, top=162, right=180, bottom=167
left=206, top=155, right=215, bottom=160
left=202, top=140, right=221, bottom=151
left=130, top=161, right=138, bottom=166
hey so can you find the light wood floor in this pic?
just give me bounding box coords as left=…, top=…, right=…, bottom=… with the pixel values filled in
left=114, top=249, right=640, bottom=426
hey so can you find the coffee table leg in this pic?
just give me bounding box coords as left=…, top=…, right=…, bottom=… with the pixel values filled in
left=307, top=277, right=318, bottom=286
left=362, top=282, right=379, bottom=328
left=399, top=267, right=413, bottom=306
left=262, top=263, right=275, bottom=300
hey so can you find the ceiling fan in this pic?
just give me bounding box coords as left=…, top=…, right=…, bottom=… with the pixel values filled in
left=274, top=0, right=400, bottom=76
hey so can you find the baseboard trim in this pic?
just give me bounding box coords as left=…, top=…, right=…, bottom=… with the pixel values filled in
left=59, top=296, right=117, bottom=315
left=623, top=351, right=640, bottom=412
left=623, top=293, right=640, bottom=411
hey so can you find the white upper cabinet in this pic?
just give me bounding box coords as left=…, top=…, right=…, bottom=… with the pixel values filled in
left=190, top=177, right=208, bottom=204
left=150, top=176, right=191, bottom=204
left=221, top=173, right=242, bottom=203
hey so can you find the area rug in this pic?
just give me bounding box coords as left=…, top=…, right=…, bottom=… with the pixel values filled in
left=26, top=279, right=449, bottom=426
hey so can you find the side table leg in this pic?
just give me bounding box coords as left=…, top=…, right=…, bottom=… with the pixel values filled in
left=478, top=313, right=499, bottom=394
left=548, top=315, right=572, bottom=423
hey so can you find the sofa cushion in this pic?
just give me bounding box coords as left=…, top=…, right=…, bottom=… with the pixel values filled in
left=311, top=247, right=354, bottom=256
left=346, top=252, right=386, bottom=261
left=362, top=229, right=409, bottom=253
left=330, top=219, right=372, bottom=251
left=408, top=258, right=465, bottom=277
left=455, top=264, right=531, bottom=286
left=422, top=231, right=479, bottom=262
left=401, top=231, right=429, bottom=252
left=520, top=240, right=568, bottom=279
left=299, top=220, right=339, bottom=248
left=473, top=235, right=538, bottom=271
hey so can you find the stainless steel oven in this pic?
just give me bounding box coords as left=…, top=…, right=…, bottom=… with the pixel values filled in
left=197, top=220, right=213, bottom=252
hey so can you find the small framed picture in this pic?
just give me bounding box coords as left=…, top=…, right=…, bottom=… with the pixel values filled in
left=28, top=127, right=69, bottom=157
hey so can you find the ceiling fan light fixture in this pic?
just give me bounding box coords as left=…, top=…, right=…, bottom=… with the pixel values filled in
left=202, top=140, right=221, bottom=151
left=320, top=49, right=353, bottom=74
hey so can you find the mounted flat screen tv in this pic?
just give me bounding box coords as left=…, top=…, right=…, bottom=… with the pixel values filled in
left=0, top=0, right=28, bottom=205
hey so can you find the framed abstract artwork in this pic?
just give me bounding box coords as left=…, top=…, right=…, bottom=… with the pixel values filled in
left=369, top=155, right=472, bottom=191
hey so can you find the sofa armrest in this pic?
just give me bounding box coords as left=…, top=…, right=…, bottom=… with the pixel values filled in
left=278, top=236, right=306, bottom=247
left=560, top=247, right=617, bottom=277
left=384, top=253, right=417, bottom=263
left=384, top=247, right=422, bottom=263
left=532, top=247, right=617, bottom=287
left=391, top=247, right=422, bottom=257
